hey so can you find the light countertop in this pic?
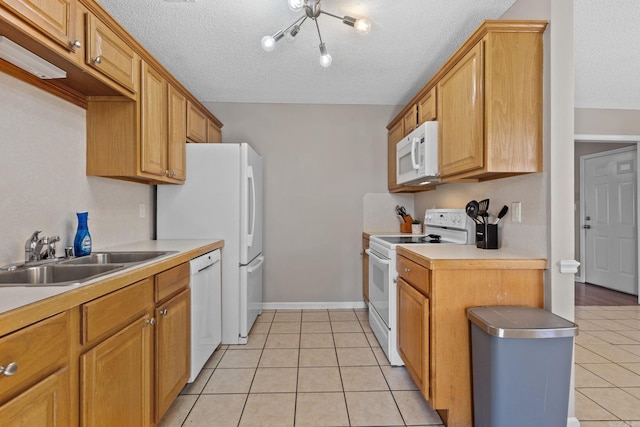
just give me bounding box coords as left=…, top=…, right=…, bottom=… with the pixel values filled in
left=0, top=240, right=223, bottom=328
left=397, top=244, right=547, bottom=270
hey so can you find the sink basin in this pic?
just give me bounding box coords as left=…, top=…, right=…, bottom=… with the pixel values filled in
left=60, top=251, right=175, bottom=265
left=0, top=264, right=125, bottom=287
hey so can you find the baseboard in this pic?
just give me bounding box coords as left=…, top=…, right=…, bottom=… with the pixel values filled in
left=567, top=416, right=580, bottom=427
left=262, top=301, right=368, bottom=310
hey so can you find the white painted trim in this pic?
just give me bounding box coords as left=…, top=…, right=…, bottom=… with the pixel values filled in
left=578, top=145, right=638, bottom=295
left=575, top=134, right=640, bottom=143
left=262, top=301, right=368, bottom=310
left=567, top=416, right=580, bottom=427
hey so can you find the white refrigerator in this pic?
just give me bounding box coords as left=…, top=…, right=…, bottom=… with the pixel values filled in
left=157, top=143, right=264, bottom=344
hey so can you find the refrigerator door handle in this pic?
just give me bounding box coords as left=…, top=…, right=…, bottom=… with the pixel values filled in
left=247, top=255, right=264, bottom=273
left=247, top=165, right=256, bottom=247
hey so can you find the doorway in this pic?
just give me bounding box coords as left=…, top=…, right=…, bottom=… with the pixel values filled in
left=576, top=136, right=640, bottom=302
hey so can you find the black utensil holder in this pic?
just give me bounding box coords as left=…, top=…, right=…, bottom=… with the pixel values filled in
left=476, top=223, right=499, bottom=249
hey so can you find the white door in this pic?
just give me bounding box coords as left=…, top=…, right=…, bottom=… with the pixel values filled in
left=583, top=147, right=637, bottom=294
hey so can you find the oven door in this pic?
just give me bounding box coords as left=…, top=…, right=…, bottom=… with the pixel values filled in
left=366, top=248, right=391, bottom=327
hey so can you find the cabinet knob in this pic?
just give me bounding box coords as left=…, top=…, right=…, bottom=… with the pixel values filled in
left=161, top=308, right=169, bottom=316
left=404, top=268, right=410, bottom=272
left=171, top=171, right=176, bottom=177
left=0, top=362, right=18, bottom=377
left=92, top=56, right=102, bottom=64
left=71, top=40, right=82, bottom=49
left=163, top=169, right=169, bottom=176
left=145, top=317, right=156, bottom=326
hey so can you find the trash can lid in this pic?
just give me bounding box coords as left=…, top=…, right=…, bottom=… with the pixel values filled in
left=467, top=306, right=578, bottom=339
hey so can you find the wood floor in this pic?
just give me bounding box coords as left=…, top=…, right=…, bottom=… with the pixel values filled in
left=575, top=282, right=638, bottom=306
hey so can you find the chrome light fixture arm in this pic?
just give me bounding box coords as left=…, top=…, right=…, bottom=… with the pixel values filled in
left=261, top=0, right=370, bottom=67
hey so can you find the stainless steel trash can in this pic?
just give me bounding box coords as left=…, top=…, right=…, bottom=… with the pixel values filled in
left=467, top=306, right=578, bottom=427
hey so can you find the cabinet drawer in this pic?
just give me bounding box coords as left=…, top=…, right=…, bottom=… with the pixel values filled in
left=82, top=278, right=153, bottom=345
left=0, top=311, right=69, bottom=402
left=397, top=256, right=429, bottom=296
left=155, top=262, right=190, bottom=303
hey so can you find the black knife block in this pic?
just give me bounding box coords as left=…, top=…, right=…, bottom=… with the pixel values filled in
left=476, top=223, right=499, bottom=249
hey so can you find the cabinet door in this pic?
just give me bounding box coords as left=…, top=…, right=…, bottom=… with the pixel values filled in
left=417, top=87, right=436, bottom=124
left=397, top=278, right=429, bottom=399
left=438, top=42, right=484, bottom=177
left=86, top=13, right=137, bottom=93
left=141, top=61, right=168, bottom=177
left=168, top=85, right=187, bottom=181
left=1, top=0, right=76, bottom=50
left=81, top=315, right=153, bottom=427
left=155, top=289, right=190, bottom=422
left=402, top=104, right=418, bottom=136
left=0, top=367, right=70, bottom=426
left=186, top=102, right=207, bottom=143
left=207, top=120, right=221, bottom=143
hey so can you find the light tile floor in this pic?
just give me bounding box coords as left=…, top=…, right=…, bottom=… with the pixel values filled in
left=158, top=309, right=443, bottom=427
left=575, top=306, right=640, bottom=426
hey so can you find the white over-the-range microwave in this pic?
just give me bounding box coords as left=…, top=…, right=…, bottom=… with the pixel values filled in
left=396, top=121, right=439, bottom=185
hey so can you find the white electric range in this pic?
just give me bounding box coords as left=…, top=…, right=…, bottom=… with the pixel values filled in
left=366, top=208, right=474, bottom=365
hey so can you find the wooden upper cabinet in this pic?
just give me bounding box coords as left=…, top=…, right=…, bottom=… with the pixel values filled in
left=168, top=85, right=187, bottom=180
left=417, top=86, right=437, bottom=124
left=86, top=12, right=138, bottom=93
left=186, top=101, right=207, bottom=143
left=438, top=42, right=484, bottom=178
left=388, top=20, right=546, bottom=185
left=402, top=104, right=418, bottom=137
left=438, top=26, right=545, bottom=181
left=141, top=61, right=168, bottom=178
left=0, top=0, right=78, bottom=51
left=207, top=119, right=221, bottom=143
left=387, top=120, right=403, bottom=191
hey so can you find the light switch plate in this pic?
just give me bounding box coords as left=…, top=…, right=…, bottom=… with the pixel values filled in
left=511, top=202, right=521, bottom=223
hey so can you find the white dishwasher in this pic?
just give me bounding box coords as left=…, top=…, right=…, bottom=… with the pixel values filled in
left=189, top=249, right=221, bottom=382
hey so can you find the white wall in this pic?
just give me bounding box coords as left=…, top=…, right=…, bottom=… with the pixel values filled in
left=206, top=102, right=399, bottom=305
left=0, top=72, right=154, bottom=266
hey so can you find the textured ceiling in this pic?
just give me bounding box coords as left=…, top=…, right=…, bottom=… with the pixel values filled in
left=96, top=0, right=640, bottom=110
left=574, top=0, right=640, bottom=110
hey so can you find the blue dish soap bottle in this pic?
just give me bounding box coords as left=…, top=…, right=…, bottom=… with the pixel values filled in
left=74, top=211, right=92, bottom=257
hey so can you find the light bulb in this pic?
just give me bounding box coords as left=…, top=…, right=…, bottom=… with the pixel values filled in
left=354, top=18, right=371, bottom=35
left=318, top=43, right=332, bottom=67
left=261, top=35, right=276, bottom=51
left=288, top=0, right=304, bottom=11
left=286, top=25, right=300, bottom=43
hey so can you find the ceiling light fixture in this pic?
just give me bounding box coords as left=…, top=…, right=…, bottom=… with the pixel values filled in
left=261, top=0, right=371, bottom=68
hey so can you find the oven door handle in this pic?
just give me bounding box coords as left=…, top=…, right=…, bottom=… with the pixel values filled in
left=365, top=248, right=390, bottom=265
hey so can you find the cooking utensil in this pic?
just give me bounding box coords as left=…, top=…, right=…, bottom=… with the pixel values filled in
left=478, top=199, right=490, bottom=222
left=395, top=205, right=408, bottom=218
left=465, top=200, right=481, bottom=224
left=494, top=205, right=509, bottom=224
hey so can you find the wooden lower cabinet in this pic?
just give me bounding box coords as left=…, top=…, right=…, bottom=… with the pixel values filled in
left=0, top=367, right=70, bottom=426
left=81, top=314, right=154, bottom=427
left=155, top=288, right=190, bottom=422
left=396, top=251, right=545, bottom=427
left=397, top=278, right=429, bottom=397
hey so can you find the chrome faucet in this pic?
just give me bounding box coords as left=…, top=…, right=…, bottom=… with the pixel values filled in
left=24, top=231, right=60, bottom=263
left=25, top=230, right=42, bottom=263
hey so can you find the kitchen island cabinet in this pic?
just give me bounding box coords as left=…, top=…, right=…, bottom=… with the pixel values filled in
left=396, top=245, right=546, bottom=427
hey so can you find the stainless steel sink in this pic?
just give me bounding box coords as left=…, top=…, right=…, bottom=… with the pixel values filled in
left=0, top=264, right=125, bottom=287
left=59, top=251, right=175, bottom=265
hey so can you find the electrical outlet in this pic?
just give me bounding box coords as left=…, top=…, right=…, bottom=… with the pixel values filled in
left=511, top=202, right=522, bottom=223
left=139, top=203, right=146, bottom=218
